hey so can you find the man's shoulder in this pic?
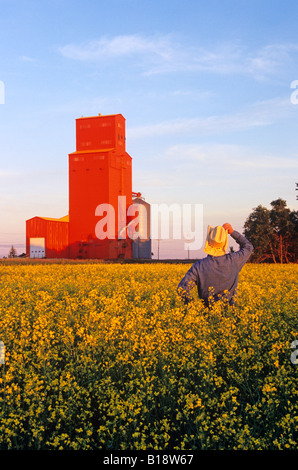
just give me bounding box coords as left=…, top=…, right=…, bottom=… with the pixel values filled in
left=191, top=256, right=211, bottom=269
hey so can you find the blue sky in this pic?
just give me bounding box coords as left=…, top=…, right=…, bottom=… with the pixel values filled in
left=0, top=0, right=297, bottom=258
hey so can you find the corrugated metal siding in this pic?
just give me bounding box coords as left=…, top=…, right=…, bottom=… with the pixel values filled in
left=68, top=114, right=132, bottom=259
left=26, top=217, right=69, bottom=258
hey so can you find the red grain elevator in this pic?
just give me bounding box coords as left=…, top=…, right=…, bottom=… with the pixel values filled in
left=26, top=113, right=134, bottom=259
left=68, top=113, right=132, bottom=259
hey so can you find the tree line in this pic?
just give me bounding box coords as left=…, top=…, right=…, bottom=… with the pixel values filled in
left=244, top=198, right=298, bottom=263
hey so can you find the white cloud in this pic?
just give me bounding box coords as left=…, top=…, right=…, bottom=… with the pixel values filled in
left=59, top=34, right=298, bottom=78
left=127, top=97, right=294, bottom=139
left=166, top=142, right=298, bottom=169
left=230, top=155, right=298, bottom=169
left=59, top=34, right=173, bottom=62
left=0, top=170, right=21, bottom=178
left=165, top=143, right=242, bottom=162
left=246, top=44, right=298, bottom=79
left=19, top=55, right=36, bottom=62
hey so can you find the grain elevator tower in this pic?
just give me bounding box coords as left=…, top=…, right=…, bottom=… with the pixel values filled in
left=68, top=113, right=132, bottom=259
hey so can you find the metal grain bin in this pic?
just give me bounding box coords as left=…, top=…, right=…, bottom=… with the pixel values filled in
left=131, top=197, right=152, bottom=259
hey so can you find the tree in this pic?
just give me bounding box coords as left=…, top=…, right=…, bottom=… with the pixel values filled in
left=243, top=205, right=275, bottom=262
left=244, top=199, right=298, bottom=263
left=289, top=209, right=298, bottom=261
left=270, top=198, right=292, bottom=263
left=8, top=245, right=17, bottom=258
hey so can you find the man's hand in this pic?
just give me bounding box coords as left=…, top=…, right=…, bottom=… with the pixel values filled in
left=223, top=223, right=234, bottom=234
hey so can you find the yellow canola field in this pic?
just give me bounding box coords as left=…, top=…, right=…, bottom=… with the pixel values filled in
left=0, top=262, right=297, bottom=450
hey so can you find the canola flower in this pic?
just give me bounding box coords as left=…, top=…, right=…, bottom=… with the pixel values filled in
left=0, top=261, right=297, bottom=450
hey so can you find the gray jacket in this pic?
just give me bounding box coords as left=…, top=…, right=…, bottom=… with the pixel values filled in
left=177, top=231, right=253, bottom=307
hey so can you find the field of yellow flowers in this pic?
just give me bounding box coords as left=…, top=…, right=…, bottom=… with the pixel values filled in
left=0, top=260, right=297, bottom=450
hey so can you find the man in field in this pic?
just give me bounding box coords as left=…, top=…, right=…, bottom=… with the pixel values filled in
left=177, top=223, right=253, bottom=307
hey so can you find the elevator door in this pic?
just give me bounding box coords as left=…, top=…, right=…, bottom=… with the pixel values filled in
left=30, top=237, right=45, bottom=258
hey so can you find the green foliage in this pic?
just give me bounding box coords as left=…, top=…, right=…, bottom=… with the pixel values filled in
left=244, top=198, right=298, bottom=263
